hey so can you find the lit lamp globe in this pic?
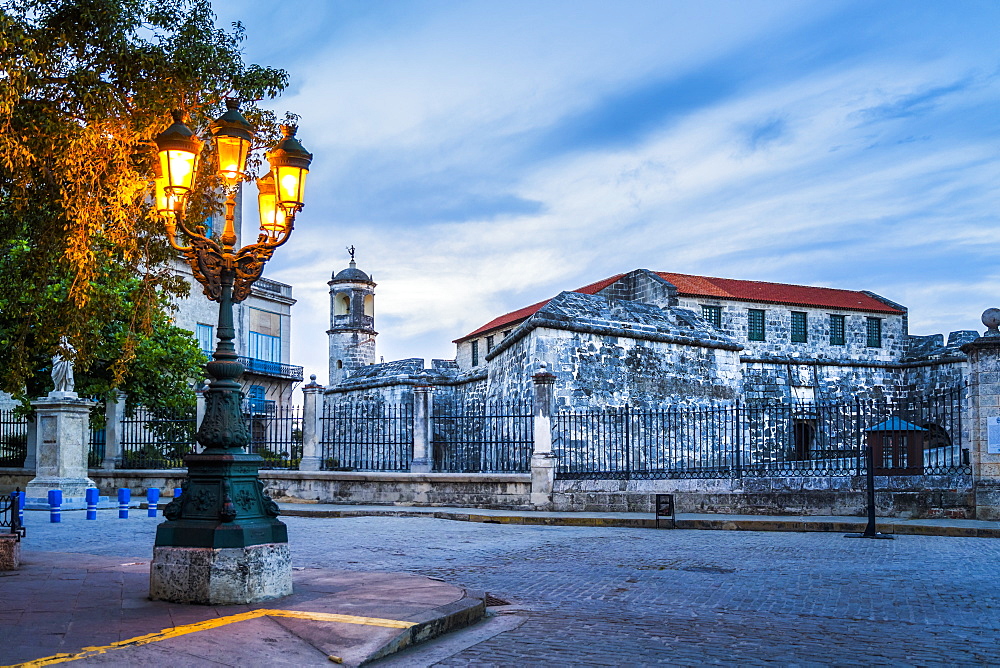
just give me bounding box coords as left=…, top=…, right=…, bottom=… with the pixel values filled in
left=266, top=125, right=313, bottom=217
left=256, top=172, right=288, bottom=239
left=209, top=99, right=254, bottom=187
left=153, top=162, right=177, bottom=218
left=154, top=110, right=202, bottom=199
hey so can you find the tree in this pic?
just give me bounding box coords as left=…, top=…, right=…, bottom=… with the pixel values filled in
left=0, top=0, right=291, bottom=407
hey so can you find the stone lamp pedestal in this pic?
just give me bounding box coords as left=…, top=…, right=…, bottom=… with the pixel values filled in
left=24, top=392, right=99, bottom=510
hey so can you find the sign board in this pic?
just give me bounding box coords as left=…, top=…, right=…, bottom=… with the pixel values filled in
left=655, top=494, right=675, bottom=529
left=988, top=416, right=1000, bottom=454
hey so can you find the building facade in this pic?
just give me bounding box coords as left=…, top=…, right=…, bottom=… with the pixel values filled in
left=323, top=266, right=972, bottom=414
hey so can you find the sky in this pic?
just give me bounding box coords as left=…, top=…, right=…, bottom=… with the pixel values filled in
left=214, top=0, right=1000, bottom=385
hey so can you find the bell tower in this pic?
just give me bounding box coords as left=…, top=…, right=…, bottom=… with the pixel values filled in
left=328, top=248, right=377, bottom=385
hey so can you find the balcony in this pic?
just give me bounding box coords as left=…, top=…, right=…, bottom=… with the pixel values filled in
left=237, top=356, right=304, bottom=381
left=253, top=278, right=293, bottom=300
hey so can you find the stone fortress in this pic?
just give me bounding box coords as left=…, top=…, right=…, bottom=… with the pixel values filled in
left=323, top=262, right=973, bottom=411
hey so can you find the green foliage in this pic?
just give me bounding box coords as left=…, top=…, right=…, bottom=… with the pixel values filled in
left=0, top=0, right=290, bottom=395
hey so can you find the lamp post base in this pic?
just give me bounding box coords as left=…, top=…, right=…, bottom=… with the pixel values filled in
left=149, top=542, right=292, bottom=605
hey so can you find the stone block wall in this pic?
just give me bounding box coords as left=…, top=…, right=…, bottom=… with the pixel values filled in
left=495, top=326, right=742, bottom=410
left=553, top=474, right=974, bottom=518
left=597, top=269, right=678, bottom=309
left=261, top=471, right=531, bottom=508
left=676, top=296, right=907, bottom=363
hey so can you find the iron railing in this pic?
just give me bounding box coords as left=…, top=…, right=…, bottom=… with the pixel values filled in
left=432, top=400, right=533, bottom=473
left=238, top=356, right=304, bottom=381
left=0, top=490, right=24, bottom=539
left=320, top=402, right=413, bottom=471
left=247, top=404, right=302, bottom=469
left=554, top=390, right=965, bottom=479
left=0, top=410, right=28, bottom=468
left=120, top=407, right=197, bottom=469
left=88, top=427, right=106, bottom=468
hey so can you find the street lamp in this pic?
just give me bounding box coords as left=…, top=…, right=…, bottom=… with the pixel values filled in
left=148, top=100, right=312, bottom=605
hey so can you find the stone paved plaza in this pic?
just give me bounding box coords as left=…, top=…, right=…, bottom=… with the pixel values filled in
left=16, top=511, right=1000, bottom=666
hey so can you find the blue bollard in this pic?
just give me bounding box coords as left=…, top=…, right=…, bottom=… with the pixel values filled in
left=16, top=491, right=25, bottom=525
left=48, top=489, right=62, bottom=523
left=147, top=488, right=160, bottom=518
left=174, top=487, right=182, bottom=498
left=85, top=488, right=99, bottom=520
left=118, top=488, right=130, bottom=519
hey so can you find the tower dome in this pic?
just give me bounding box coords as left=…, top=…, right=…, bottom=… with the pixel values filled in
left=331, top=259, right=371, bottom=283
left=328, top=251, right=377, bottom=385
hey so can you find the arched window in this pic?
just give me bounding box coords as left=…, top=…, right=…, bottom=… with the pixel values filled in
left=335, top=293, right=350, bottom=316
left=336, top=360, right=343, bottom=369
left=364, top=294, right=374, bottom=317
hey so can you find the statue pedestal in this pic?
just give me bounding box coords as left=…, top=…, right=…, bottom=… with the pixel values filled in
left=24, top=394, right=98, bottom=510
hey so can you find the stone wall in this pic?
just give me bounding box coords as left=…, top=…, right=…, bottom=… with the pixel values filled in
left=741, top=361, right=905, bottom=403
left=2, top=467, right=976, bottom=518
left=88, top=469, right=187, bottom=496
left=323, top=358, right=488, bottom=410
left=533, top=327, right=741, bottom=409
left=597, top=269, right=677, bottom=309
left=481, top=291, right=744, bottom=410
left=261, top=471, right=531, bottom=508
left=0, top=469, right=32, bottom=494
left=553, top=474, right=974, bottom=518
left=677, top=295, right=907, bottom=363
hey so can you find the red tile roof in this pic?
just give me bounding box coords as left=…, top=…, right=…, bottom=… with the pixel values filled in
left=654, top=273, right=903, bottom=313
left=454, top=271, right=903, bottom=342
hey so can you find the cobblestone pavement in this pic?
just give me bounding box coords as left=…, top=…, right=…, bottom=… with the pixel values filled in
left=20, top=511, right=1000, bottom=666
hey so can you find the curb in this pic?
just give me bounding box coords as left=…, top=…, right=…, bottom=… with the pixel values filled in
left=279, top=507, right=1000, bottom=538
left=366, top=591, right=486, bottom=664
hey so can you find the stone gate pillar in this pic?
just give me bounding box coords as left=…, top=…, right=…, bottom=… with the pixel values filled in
left=530, top=363, right=557, bottom=508
left=299, top=375, right=325, bottom=471
left=411, top=375, right=434, bottom=473
left=961, top=308, right=1000, bottom=520
left=101, top=391, right=126, bottom=470
left=24, top=390, right=98, bottom=509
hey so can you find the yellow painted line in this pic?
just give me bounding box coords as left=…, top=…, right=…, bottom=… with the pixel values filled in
left=8, top=609, right=416, bottom=667
left=265, top=609, right=415, bottom=628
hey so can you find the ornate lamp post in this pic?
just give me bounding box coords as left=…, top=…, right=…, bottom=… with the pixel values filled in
left=148, top=101, right=312, bottom=605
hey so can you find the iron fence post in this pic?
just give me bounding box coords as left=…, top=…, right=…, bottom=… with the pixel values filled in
left=624, top=405, right=632, bottom=479
left=734, top=401, right=742, bottom=480
left=856, top=397, right=864, bottom=477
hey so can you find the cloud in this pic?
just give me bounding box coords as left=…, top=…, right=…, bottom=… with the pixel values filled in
left=856, top=78, right=976, bottom=123
left=219, top=1, right=1000, bottom=384
left=742, top=117, right=789, bottom=152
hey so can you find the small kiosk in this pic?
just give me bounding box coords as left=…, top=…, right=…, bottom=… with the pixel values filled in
left=865, top=418, right=925, bottom=475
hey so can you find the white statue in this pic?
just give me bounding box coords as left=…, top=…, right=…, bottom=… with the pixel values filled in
left=51, top=337, right=76, bottom=394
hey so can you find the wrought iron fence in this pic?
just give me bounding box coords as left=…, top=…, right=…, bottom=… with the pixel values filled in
left=0, top=410, right=28, bottom=468
left=554, top=390, right=965, bottom=479
left=88, top=427, right=106, bottom=468
left=247, top=405, right=302, bottom=469
left=320, top=402, right=413, bottom=471
left=432, top=400, right=533, bottom=473
left=120, top=407, right=197, bottom=469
